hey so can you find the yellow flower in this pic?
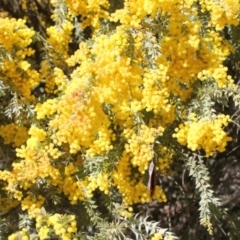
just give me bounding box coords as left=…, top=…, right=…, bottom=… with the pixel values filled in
left=151, top=233, right=163, bottom=240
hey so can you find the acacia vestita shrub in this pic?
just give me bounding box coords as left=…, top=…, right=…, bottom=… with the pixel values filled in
left=0, top=0, right=240, bottom=239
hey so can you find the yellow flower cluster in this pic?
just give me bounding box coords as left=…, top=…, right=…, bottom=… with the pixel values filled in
left=95, top=173, right=110, bottom=194
left=111, top=0, right=169, bottom=28
left=62, top=173, right=86, bottom=204
left=35, top=99, right=58, bottom=119
left=46, top=90, right=110, bottom=155
left=113, top=151, right=167, bottom=205
left=142, top=67, right=171, bottom=114
left=200, top=0, right=239, bottom=30
left=62, top=171, right=112, bottom=204
left=36, top=213, right=77, bottom=240
left=0, top=18, right=34, bottom=52
left=87, top=172, right=110, bottom=195
left=111, top=0, right=239, bottom=32
left=157, top=146, right=174, bottom=174
left=202, top=219, right=213, bottom=235
left=46, top=20, right=74, bottom=66
left=22, top=195, right=45, bottom=218
left=1, top=58, right=40, bottom=99
left=160, top=23, right=233, bottom=91
left=8, top=228, right=29, bottom=240
left=151, top=233, right=163, bottom=240
left=173, top=114, right=232, bottom=157
left=28, top=126, right=47, bottom=141
left=2, top=135, right=61, bottom=200
left=116, top=0, right=236, bottom=92
left=0, top=124, right=29, bottom=147
left=198, top=64, right=234, bottom=88
left=151, top=233, right=174, bottom=240
left=53, top=67, right=69, bottom=91
left=39, top=60, right=55, bottom=94
left=0, top=192, right=19, bottom=213
left=64, top=0, right=110, bottom=28
left=124, top=125, right=164, bottom=173
left=119, top=208, right=133, bottom=218
left=66, top=42, right=91, bottom=67
left=86, top=127, right=114, bottom=157
left=0, top=169, right=23, bottom=200
left=0, top=18, right=40, bottom=99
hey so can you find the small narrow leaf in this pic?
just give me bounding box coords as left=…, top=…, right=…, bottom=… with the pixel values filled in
left=147, top=160, right=156, bottom=198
